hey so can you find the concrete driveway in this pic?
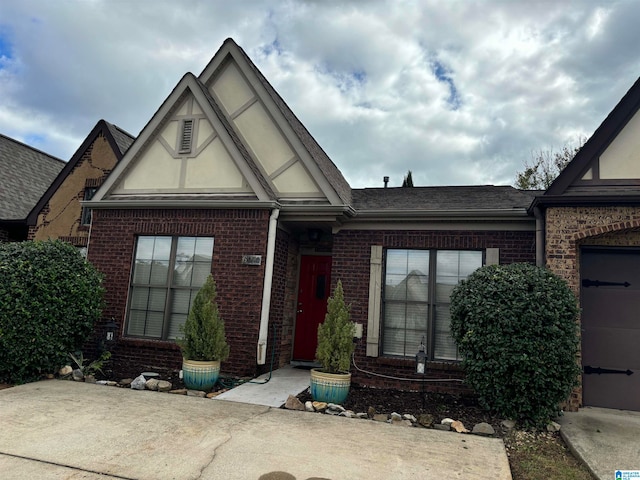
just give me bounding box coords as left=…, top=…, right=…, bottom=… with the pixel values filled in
left=0, top=380, right=511, bottom=479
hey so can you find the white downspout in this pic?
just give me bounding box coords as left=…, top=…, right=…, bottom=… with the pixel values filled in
left=257, top=208, right=280, bottom=365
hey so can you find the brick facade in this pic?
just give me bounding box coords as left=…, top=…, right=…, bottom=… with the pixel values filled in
left=332, top=228, right=536, bottom=393
left=545, top=205, right=640, bottom=410
left=87, top=208, right=271, bottom=379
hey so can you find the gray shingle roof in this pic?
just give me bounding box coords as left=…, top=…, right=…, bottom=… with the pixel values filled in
left=105, top=121, right=135, bottom=155
left=0, top=133, right=64, bottom=220
left=352, top=186, right=539, bottom=212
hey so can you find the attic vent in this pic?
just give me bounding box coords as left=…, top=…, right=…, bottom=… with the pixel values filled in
left=179, top=119, right=194, bottom=154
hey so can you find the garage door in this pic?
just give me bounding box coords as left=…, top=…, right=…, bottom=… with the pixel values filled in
left=581, top=248, right=640, bottom=411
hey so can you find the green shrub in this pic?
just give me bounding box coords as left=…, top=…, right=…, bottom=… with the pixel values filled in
left=449, top=263, right=580, bottom=427
left=316, top=280, right=355, bottom=374
left=0, top=240, right=105, bottom=384
left=177, top=275, right=230, bottom=362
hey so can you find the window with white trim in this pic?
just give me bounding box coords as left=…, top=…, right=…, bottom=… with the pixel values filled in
left=126, top=236, right=214, bottom=340
left=382, top=249, right=482, bottom=361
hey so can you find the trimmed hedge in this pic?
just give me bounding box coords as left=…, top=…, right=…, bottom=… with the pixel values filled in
left=449, top=263, right=580, bottom=427
left=0, top=240, right=105, bottom=384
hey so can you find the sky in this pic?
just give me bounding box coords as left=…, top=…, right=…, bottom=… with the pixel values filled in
left=1, top=1, right=639, bottom=189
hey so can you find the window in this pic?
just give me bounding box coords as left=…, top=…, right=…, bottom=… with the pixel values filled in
left=179, top=119, right=194, bottom=154
left=126, top=236, right=214, bottom=340
left=382, top=249, right=482, bottom=361
left=81, top=187, right=97, bottom=226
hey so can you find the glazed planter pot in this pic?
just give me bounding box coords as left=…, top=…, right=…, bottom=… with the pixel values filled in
left=182, top=359, right=221, bottom=391
left=310, top=368, right=351, bottom=404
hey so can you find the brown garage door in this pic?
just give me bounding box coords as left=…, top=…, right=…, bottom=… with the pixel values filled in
left=581, top=247, right=640, bottom=411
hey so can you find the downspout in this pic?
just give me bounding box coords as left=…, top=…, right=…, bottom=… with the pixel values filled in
left=533, top=206, right=545, bottom=267
left=257, top=208, right=280, bottom=365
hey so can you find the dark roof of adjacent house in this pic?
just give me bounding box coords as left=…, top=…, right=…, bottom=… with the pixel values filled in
left=26, top=120, right=135, bottom=225
left=352, top=185, right=539, bottom=212
left=227, top=39, right=352, bottom=205
left=0, top=133, right=64, bottom=221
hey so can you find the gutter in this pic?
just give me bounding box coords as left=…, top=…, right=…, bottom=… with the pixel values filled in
left=257, top=208, right=280, bottom=365
left=533, top=206, right=545, bottom=267
left=84, top=199, right=279, bottom=209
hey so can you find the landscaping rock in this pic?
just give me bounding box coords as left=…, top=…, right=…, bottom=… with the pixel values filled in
left=84, top=375, right=96, bottom=384
left=367, top=406, right=376, bottom=418
left=501, top=420, right=516, bottom=430
left=157, top=380, right=172, bottom=392
left=403, top=414, right=417, bottom=423
left=339, top=410, right=355, bottom=418
left=472, top=422, right=495, bottom=436
left=547, top=421, right=561, bottom=433
left=284, top=395, right=305, bottom=411
left=327, top=403, right=345, bottom=412
left=119, top=378, right=133, bottom=387
left=418, top=413, right=434, bottom=427
left=441, top=418, right=454, bottom=426
left=187, top=390, right=206, bottom=397
left=305, top=401, right=314, bottom=412
left=59, top=366, right=72, bottom=377
left=434, top=424, right=451, bottom=431
left=312, top=401, right=327, bottom=412
left=130, top=375, right=146, bottom=390
left=72, top=369, right=84, bottom=382
left=451, top=420, right=469, bottom=433
left=373, top=414, right=389, bottom=423
left=145, top=379, right=160, bottom=391
left=356, top=412, right=369, bottom=419
left=169, top=389, right=188, bottom=395
left=206, top=392, right=223, bottom=399
left=390, top=412, right=402, bottom=422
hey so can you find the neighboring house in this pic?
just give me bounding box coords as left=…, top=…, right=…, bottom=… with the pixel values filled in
left=531, top=77, right=640, bottom=412
left=85, top=38, right=537, bottom=395
left=0, top=133, right=64, bottom=241
left=27, top=119, right=134, bottom=251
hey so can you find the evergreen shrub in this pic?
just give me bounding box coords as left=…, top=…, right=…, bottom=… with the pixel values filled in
left=449, top=263, right=580, bottom=427
left=0, top=240, right=105, bottom=383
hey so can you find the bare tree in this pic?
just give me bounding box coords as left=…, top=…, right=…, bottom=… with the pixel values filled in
left=515, top=137, right=586, bottom=190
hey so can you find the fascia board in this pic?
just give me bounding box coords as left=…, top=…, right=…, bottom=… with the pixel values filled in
left=85, top=199, right=278, bottom=209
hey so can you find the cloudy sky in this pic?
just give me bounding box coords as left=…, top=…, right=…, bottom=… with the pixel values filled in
left=1, top=1, right=639, bottom=189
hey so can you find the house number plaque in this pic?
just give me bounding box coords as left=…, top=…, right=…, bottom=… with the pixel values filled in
left=242, top=255, right=262, bottom=266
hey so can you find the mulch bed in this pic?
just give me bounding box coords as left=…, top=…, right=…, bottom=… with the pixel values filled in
left=297, top=383, right=510, bottom=437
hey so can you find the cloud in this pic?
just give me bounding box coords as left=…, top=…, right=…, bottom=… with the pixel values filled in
left=0, top=0, right=639, bottom=188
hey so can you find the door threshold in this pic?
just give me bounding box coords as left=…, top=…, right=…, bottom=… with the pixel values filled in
left=290, top=360, right=321, bottom=369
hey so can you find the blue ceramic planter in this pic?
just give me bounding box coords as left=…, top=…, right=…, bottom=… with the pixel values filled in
left=310, top=368, right=351, bottom=404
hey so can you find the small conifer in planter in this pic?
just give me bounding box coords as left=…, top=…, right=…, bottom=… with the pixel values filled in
left=311, top=280, right=356, bottom=404
left=177, top=275, right=229, bottom=390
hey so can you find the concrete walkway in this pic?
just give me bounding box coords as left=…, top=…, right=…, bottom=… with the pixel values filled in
left=558, top=407, right=640, bottom=480
left=215, top=364, right=310, bottom=407
left=0, top=380, right=512, bottom=480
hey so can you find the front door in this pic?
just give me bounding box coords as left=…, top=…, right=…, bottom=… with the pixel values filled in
left=581, top=248, right=640, bottom=411
left=293, top=255, right=332, bottom=361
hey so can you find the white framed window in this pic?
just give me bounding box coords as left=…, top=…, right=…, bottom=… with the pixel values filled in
left=382, top=249, right=483, bottom=361
left=126, top=235, right=214, bottom=340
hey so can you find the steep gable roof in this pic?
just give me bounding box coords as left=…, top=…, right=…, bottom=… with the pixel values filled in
left=199, top=38, right=352, bottom=205
left=26, top=119, right=134, bottom=225
left=541, top=76, right=640, bottom=203
left=0, top=133, right=64, bottom=221
left=92, top=72, right=276, bottom=205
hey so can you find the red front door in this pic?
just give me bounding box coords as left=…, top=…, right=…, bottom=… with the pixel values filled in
left=293, top=255, right=332, bottom=361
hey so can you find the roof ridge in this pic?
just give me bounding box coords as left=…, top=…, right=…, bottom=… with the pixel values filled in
left=0, top=132, right=64, bottom=164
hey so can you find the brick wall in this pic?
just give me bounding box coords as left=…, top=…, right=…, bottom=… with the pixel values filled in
left=545, top=205, right=640, bottom=410
left=87, top=208, right=270, bottom=379
left=332, top=228, right=536, bottom=394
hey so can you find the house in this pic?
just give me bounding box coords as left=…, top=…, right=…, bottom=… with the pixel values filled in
left=27, top=119, right=134, bottom=252
left=0, top=133, right=64, bottom=241
left=84, top=38, right=536, bottom=393
left=531, top=77, right=640, bottom=412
